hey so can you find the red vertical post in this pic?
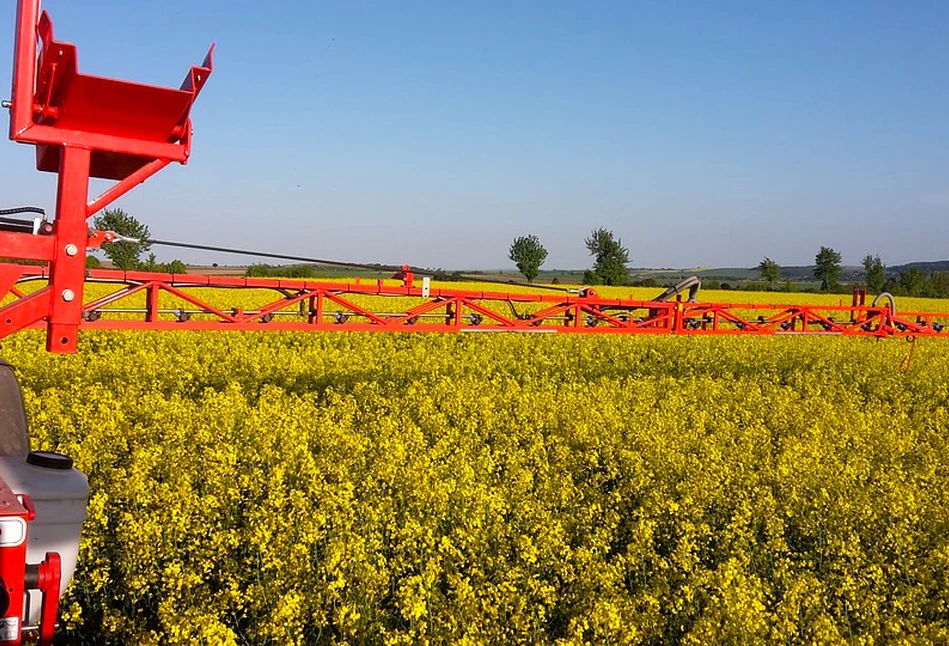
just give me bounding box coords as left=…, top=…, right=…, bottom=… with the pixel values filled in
left=145, top=284, right=159, bottom=322
left=9, top=0, right=39, bottom=139
left=46, top=146, right=92, bottom=353
left=309, top=293, right=324, bottom=325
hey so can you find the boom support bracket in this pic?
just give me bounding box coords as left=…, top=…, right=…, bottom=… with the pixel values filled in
left=2, top=0, right=213, bottom=353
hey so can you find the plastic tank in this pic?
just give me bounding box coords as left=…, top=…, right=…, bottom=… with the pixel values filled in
left=0, top=452, right=88, bottom=625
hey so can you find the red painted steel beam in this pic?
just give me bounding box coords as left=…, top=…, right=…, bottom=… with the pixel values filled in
left=3, top=268, right=947, bottom=339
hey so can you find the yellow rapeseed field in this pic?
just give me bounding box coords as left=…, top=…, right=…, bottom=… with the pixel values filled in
left=2, top=281, right=949, bottom=644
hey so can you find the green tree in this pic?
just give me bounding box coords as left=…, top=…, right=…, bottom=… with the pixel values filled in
left=862, top=254, right=886, bottom=293
left=898, top=267, right=928, bottom=297
left=757, top=257, right=780, bottom=289
left=508, top=235, right=548, bottom=283
left=814, top=246, right=842, bottom=291
left=163, top=259, right=187, bottom=274
left=92, top=208, right=151, bottom=270
left=141, top=253, right=160, bottom=272
left=930, top=272, right=949, bottom=298
left=583, top=228, right=630, bottom=286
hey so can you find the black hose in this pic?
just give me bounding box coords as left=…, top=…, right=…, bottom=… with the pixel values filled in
left=0, top=206, right=45, bottom=217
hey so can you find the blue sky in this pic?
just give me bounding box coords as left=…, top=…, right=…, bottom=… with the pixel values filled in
left=1, top=1, right=947, bottom=270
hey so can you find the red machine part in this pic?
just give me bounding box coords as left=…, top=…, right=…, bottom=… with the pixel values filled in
left=2, top=0, right=213, bottom=354
left=0, top=483, right=31, bottom=646
left=0, top=498, right=62, bottom=646
left=32, top=553, right=61, bottom=646
left=0, top=266, right=947, bottom=338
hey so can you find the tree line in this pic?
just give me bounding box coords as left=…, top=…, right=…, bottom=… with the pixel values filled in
left=757, top=248, right=949, bottom=298
left=511, top=232, right=949, bottom=298
left=85, top=210, right=949, bottom=298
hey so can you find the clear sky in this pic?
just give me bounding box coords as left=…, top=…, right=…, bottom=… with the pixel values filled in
left=1, top=1, right=947, bottom=270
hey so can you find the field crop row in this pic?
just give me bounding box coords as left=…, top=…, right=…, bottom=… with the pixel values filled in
left=1, top=328, right=947, bottom=644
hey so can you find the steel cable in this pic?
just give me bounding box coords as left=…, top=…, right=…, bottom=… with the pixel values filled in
left=142, top=238, right=572, bottom=293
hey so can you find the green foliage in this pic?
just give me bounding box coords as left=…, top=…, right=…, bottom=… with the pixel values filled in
left=862, top=254, right=886, bottom=293
left=930, top=272, right=949, bottom=298
left=92, top=208, right=151, bottom=270
left=814, top=246, right=842, bottom=292
left=164, top=259, right=187, bottom=274
left=757, top=257, right=781, bottom=287
left=246, top=264, right=321, bottom=279
left=632, top=277, right=659, bottom=288
left=899, top=267, right=928, bottom=297
left=508, top=235, right=548, bottom=283
left=139, top=254, right=187, bottom=274
left=5, top=332, right=949, bottom=644
left=85, top=255, right=101, bottom=269
left=584, top=228, right=630, bottom=286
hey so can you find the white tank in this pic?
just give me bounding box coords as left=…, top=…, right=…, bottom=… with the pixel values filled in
left=0, top=452, right=88, bottom=625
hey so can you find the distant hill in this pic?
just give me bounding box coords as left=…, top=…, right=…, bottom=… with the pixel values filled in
left=889, top=260, right=949, bottom=274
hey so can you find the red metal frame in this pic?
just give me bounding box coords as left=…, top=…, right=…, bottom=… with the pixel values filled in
left=3, top=0, right=213, bottom=354
left=0, top=483, right=30, bottom=646
left=1, top=266, right=947, bottom=338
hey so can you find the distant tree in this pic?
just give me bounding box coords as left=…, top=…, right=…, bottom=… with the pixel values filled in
left=584, top=228, right=630, bottom=286
left=757, top=257, right=780, bottom=289
left=164, top=259, right=187, bottom=274
left=862, top=254, right=886, bottom=293
left=508, top=235, right=548, bottom=283
left=814, top=246, right=842, bottom=291
left=929, top=272, right=949, bottom=298
left=141, top=253, right=160, bottom=272
left=85, top=255, right=101, bottom=269
left=899, top=267, right=928, bottom=297
left=93, top=208, right=151, bottom=270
